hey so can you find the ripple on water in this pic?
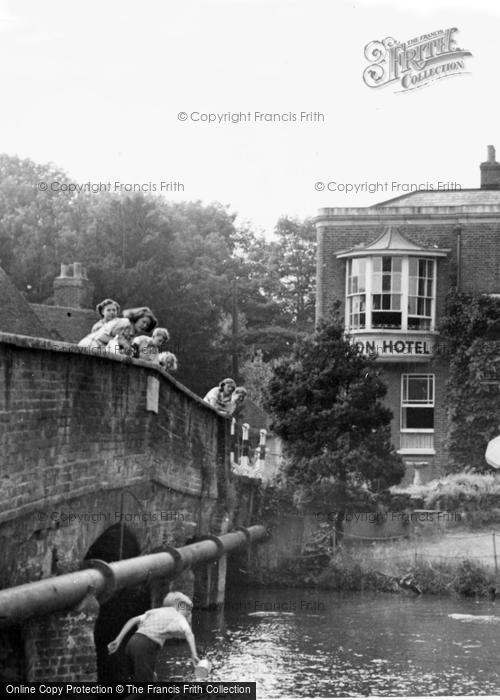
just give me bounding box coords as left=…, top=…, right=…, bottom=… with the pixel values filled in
left=156, top=590, right=500, bottom=696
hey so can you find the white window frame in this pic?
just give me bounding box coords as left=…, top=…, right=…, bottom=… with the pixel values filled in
left=400, top=374, right=435, bottom=434
left=346, top=259, right=367, bottom=330
left=344, top=256, right=437, bottom=333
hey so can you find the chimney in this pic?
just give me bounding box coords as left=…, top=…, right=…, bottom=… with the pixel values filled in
left=480, top=145, right=500, bottom=189
left=53, top=262, right=94, bottom=308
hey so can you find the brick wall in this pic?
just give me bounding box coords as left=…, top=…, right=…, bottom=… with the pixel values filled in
left=24, top=592, right=99, bottom=682
left=461, top=223, right=500, bottom=294
left=0, top=333, right=233, bottom=589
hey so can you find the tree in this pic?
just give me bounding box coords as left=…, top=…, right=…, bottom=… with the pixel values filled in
left=270, top=216, right=316, bottom=331
left=0, top=154, right=316, bottom=395
left=0, top=154, right=75, bottom=300
left=240, top=349, right=275, bottom=410
left=265, top=313, right=404, bottom=532
left=440, top=291, right=500, bottom=472
left=231, top=216, right=316, bottom=362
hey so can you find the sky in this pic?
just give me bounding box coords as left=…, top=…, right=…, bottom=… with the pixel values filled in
left=0, top=0, right=498, bottom=237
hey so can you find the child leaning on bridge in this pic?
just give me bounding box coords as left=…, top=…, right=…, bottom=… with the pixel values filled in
left=107, top=591, right=200, bottom=682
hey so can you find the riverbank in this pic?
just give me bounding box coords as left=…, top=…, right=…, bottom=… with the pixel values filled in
left=251, top=474, right=500, bottom=598
left=251, top=527, right=500, bottom=598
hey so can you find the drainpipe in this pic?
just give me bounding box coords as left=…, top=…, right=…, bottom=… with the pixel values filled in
left=454, top=225, right=462, bottom=291
left=0, top=525, right=267, bottom=629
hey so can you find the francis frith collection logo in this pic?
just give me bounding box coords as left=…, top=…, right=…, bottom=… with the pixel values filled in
left=363, top=28, right=472, bottom=92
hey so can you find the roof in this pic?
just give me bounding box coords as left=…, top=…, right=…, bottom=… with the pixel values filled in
left=374, top=189, right=500, bottom=208
left=336, top=227, right=450, bottom=258
left=0, top=266, right=52, bottom=338
left=30, top=304, right=98, bottom=343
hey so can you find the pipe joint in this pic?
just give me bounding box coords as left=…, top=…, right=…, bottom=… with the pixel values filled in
left=81, top=559, right=116, bottom=603
left=235, top=527, right=252, bottom=547
left=162, top=545, right=184, bottom=574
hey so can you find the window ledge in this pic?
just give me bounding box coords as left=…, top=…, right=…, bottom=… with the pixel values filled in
left=397, top=449, right=436, bottom=455
left=400, top=429, right=434, bottom=434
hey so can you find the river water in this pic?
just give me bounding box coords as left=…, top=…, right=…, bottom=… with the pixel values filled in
left=157, top=587, right=500, bottom=696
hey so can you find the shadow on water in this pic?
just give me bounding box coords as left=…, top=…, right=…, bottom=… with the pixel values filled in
left=157, top=586, right=500, bottom=696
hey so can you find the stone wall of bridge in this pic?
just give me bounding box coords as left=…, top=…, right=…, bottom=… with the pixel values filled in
left=0, top=333, right=236, bottom=589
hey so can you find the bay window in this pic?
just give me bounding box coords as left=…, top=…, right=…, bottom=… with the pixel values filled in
left=345, top=255, right=436, bottom=332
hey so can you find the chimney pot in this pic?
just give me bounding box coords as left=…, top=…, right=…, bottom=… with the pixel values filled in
left=53, top=261, right=94, bottom=308
left=480, top=145, right=500, bottom=189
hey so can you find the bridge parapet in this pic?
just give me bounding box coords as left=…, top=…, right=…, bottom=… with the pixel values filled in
left=0, top=332, right=233, bottom=588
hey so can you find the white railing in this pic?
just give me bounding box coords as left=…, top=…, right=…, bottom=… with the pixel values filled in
left=230, top=419, right=267, bottom=479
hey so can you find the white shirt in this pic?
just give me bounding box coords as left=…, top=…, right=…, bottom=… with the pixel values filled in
left=203, top=387, right=233, bottom=411
left=136, top=607, right=191, bottom=647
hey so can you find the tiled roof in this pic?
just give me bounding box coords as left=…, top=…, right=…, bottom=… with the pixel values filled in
left=30, top=304, right=98, bottom=343
left=0, top=266, right=52, bottom=338
left=374, top=189, right=500, bottom=208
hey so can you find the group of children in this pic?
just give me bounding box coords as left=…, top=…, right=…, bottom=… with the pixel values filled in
left=78, top=298, right=178, bottom=371
left=203, top=377, right=247, bottom=417
left=79, top=300, right=249, bottom=417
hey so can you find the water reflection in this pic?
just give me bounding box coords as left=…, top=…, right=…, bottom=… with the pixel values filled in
left=157, top=588, right=500, bottom=696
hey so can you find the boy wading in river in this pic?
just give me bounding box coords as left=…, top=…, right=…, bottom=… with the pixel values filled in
left=107, top=591, right=200, bottom=682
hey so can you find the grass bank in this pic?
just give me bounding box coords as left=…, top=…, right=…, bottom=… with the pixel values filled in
left=315, top=543, right=497, bottom=597
left=260, top=535, right=500, bottom=598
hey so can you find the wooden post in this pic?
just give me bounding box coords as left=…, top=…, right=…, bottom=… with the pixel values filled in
left=258, top=429, right=267, bottom=476
left=230, top=418, right=236, bottom=465
left=241, top=423, right=250, bottom=470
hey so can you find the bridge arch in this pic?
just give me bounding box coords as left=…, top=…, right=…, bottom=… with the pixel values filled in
left=84, top=524, right=150, bottom=683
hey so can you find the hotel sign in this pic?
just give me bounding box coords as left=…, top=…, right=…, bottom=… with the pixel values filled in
left=351, top=334, right=437, bottom=361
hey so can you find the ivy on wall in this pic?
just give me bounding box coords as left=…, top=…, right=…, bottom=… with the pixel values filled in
left=440, top=292, right=500, bottom=472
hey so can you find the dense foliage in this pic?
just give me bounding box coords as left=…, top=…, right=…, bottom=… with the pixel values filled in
left=439, top=291, right=500, bottom=472
left=0, top=154, right=315, bottom=394
left=394, top=472, right=500, bottom=526
left=265, top=313, right=404, bottom=514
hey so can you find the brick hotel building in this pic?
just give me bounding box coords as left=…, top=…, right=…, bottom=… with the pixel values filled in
left=315, top=147, right=500, bottom=485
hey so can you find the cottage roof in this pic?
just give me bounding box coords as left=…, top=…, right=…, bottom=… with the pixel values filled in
left=0, top=266, right=52, bottom=338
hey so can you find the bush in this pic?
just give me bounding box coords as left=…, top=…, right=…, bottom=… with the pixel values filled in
left=452, top=560, right=494, bottom=597
left=392, top=472, right=500, bottom=527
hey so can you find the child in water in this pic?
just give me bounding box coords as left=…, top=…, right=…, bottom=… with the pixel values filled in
left=107, top=591, right=199, bottom=682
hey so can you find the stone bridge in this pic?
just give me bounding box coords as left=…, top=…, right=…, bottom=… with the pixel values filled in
left=0, top=333, right=264, bottom=682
